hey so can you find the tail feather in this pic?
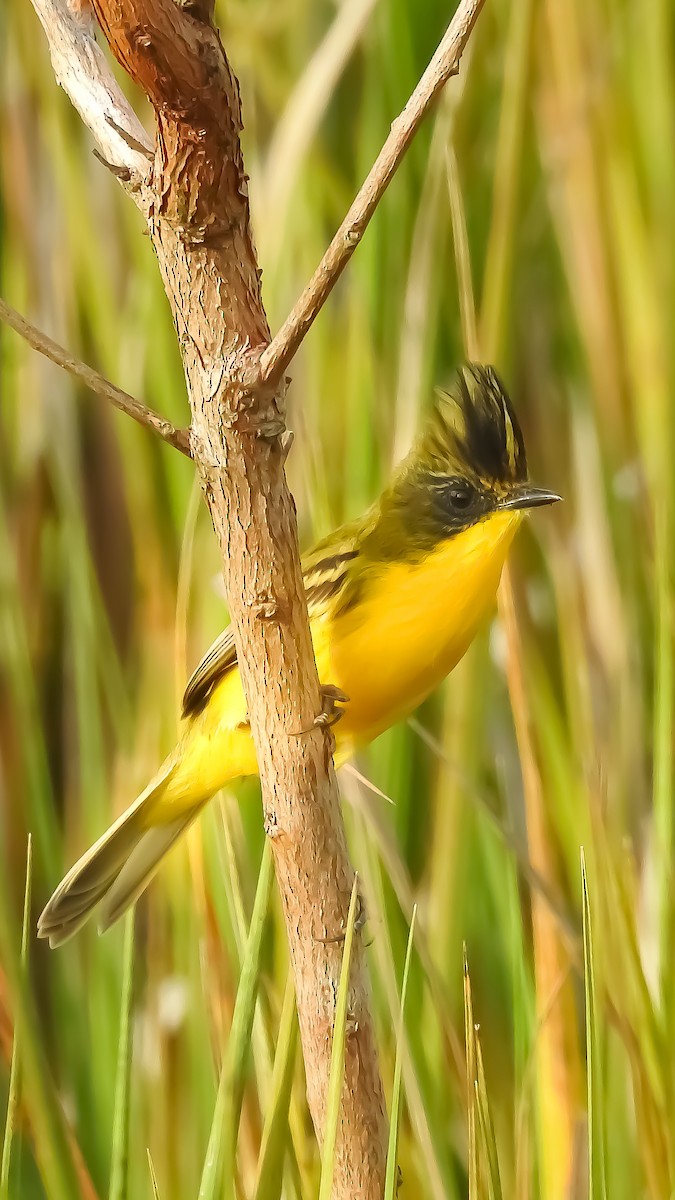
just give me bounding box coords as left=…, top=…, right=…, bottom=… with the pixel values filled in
left=98, top=812, right=202, bottom=933
left=37, top=760, right=196, bottom=947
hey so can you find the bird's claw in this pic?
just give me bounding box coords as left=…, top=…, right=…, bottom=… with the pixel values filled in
left=294, top=684, right=350, bottom=736
left=313, top=684, right=350, bottom=730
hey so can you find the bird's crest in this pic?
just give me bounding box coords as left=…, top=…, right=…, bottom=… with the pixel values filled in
left=421, top=363, right=527, bottom=486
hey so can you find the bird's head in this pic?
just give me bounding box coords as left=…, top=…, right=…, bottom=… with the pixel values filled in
left=371, top=363, right=560, bottom=559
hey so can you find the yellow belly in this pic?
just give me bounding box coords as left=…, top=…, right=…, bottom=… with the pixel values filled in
left=323, top=509, right=520, bottom=740
left=155, top=510, right=521, bottom=816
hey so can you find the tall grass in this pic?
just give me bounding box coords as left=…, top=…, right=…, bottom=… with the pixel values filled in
left=1, top=0, right=674, bottom=1196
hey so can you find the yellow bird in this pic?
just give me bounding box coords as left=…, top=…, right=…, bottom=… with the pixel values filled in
left=38, top=364, right=559, bottom=946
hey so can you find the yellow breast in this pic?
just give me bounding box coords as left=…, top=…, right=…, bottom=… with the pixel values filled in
left=167, top=509, right=522, bottom=810
left=317, top=509, right=522, bottom=744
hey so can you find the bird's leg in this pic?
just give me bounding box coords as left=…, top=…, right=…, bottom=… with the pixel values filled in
left=293, top=684, right=350, bottom=736
left=312, top=683, right=350, bottom=730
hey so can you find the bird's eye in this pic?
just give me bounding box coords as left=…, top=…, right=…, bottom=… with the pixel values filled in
left=447, top=484, right=473, bottom=510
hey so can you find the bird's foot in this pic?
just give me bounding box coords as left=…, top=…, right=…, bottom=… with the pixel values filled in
left=294, top=684, right=349, bottom=736
left=312, top=684, right=350, bottom=730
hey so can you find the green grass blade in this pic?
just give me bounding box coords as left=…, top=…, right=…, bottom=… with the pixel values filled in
left=318, top=876, right=360, bottom=1200
left=446, top=148, right=478, bottom=360
left=463, top=948, right=503, bottom=1200
left=108, top=911, right=135, bottom=1200
left=253, top=973, right=299, bottom=1200
left=146, top=1149, right=161, bottom=1199
left=384, top=903, right=417, bottom=1200
left=463, top=946, right=479, bottom=1200
left=199, top=840, right=274, bottom=1200
left=0, top=834, right=32, bottom=1197
left=475, top=1041, right=503, bottom=1200
left=653, top=511, right=674, bottom=1004
left=479, top=0, right=535, bottom=363
left=0, top=842, right=83, bottom=1198
left=581, top=849, right=607, bottom=1200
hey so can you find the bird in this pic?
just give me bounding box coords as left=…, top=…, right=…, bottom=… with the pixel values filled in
left=38, top=363, right=559, bottom=946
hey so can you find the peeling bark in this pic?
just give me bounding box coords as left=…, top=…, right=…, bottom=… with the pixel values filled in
left=88, top=0, right=388, bottom=1192
left=26, top=0, right=485, bottom=1191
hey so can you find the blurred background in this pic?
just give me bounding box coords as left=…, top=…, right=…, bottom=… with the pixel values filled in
left=1, top=0, right=674, bottom=1196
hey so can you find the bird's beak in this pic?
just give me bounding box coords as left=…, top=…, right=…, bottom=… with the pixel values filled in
left=499, top=486, right=562, bottom=512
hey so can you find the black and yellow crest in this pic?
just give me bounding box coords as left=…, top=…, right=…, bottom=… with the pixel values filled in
left=354, top=363, right=536, bottom=560
left=423, top=364, right=527, bottom=487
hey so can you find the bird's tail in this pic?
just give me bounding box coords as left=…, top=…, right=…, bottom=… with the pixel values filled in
left=38, top=761, right=204, bottom=948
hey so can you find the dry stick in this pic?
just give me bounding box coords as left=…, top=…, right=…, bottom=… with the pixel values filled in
left=30, top=0, right=389, bottom=1193
left=28, top=0, right=486, bottom=1196
left=259, top=0, right=485, bottom=386
left=0, top=298, right=191, bottom=458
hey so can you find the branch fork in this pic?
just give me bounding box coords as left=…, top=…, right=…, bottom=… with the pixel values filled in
left=11, top=0, right=486, bottom=1195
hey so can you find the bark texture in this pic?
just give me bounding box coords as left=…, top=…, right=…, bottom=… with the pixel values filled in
left=25, top=0, right=485, bottom=1191
left=88, top=0, right=388, bottom=1193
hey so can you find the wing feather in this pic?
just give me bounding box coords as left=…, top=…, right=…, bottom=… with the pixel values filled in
left=182, top=627, right=237, bottom=718
left=182, top=525, right=365, bottom=720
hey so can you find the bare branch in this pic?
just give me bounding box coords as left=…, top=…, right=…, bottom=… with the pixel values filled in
left=259, top=0, right=485, bottom=386
left=30, top=0, right=152, bottom=193
left=78, top=1, right=390, bottom=1193
left=0, top=297, right=191, bottom=458
left=29, top=0, right=486, bottom=1193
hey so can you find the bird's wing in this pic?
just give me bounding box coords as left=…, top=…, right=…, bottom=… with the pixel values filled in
left=182, top=627, right=238, bottom=718
left=182, top=522, right=366, bottom=720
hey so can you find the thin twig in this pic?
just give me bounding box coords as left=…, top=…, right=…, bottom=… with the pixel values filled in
left=258, top=0, right=485, bottom=386
left=0, top=298, right=191, bottom=458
